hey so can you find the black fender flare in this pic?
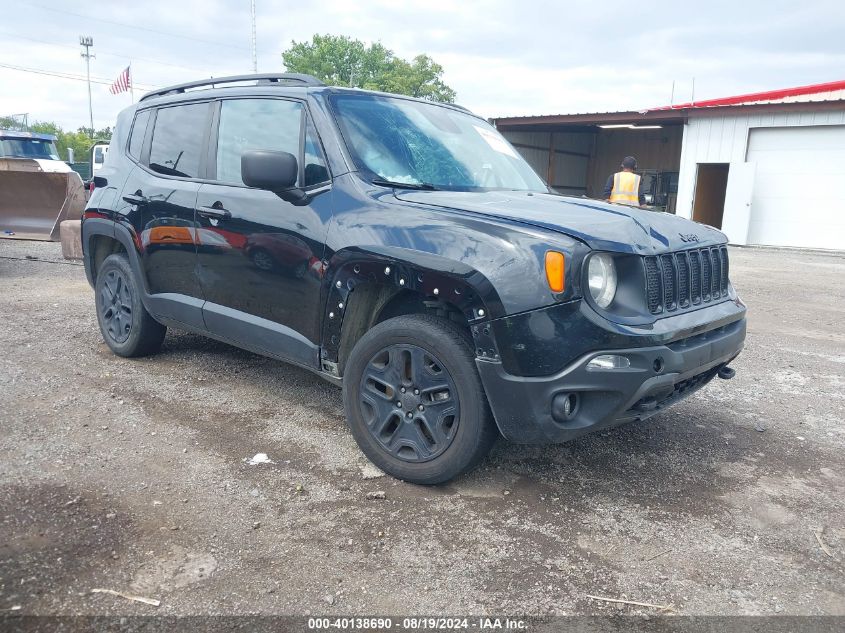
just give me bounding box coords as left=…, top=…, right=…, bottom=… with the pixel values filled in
left=82, top=216, right=207, bottom=331
left=319, top=246, right=504, bottom=373
left=81, top=217, right=143, bottom=288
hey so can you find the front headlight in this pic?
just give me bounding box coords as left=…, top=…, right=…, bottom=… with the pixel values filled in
left=587, top=253, right=617, bottom=308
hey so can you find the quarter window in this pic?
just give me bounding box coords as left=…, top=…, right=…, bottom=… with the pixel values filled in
left=148, top=103, right=208, bottom=178
left=128, top=109, right=151, bottom=161
left=304, top=119, right=329, bottom=187
left=216, top=99, right=303, bottom=186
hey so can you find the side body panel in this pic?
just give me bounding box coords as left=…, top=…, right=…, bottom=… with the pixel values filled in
left=109, top=103, right=209, bottom=330
left=319, top=173, right=588, bottom=370
left=194, top=182, right=333, bottom=367
left=118, top=168, right=202, bottom=299
left=324, top=175, right=587, bottom=318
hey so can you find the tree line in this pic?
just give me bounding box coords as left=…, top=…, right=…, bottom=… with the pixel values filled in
left=0, top=115, right=112, bottom=162
left=2, top=34, right=455, bottom=162
left=282, top=35, right=456, bottom=103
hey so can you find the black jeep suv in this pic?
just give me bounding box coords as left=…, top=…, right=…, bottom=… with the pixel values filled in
left=83, top=73, right=746, bottom=484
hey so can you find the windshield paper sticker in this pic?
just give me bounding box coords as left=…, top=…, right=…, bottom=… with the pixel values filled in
left=473, top=125, right=519, bottom=159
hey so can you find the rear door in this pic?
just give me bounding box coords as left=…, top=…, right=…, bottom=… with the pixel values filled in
left=117, top=101, right=212, bottom=329
left=195, top=97, right=333, bottom=367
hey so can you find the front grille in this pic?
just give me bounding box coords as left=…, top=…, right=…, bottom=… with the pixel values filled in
left=676, top=252, right=690, bottom=308
left=660, top=255, right=675, bottom=311
left=644, top=257, right=661, bottom=313
left=644, top=246, right=730, bottom=314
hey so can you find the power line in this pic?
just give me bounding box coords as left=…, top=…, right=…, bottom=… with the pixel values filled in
left=27, top=3, right=275, bottom=56
left=0, top=61, right=161, bottom=90
left=0, top=29, right=220, bottom=74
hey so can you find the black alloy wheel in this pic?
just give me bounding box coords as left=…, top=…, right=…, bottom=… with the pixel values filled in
left=359, top=344, right=460, bottom=463
left=94, top=253, right=166, bottom=358
left=99, top=269, right=133, bottom=344
left=251, top=249, right=275, bottom=272
left=343, top=314, right=498, bottom=484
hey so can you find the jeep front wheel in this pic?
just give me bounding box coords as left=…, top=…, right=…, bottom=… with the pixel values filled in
left=343, top=314, right=498, bottom=484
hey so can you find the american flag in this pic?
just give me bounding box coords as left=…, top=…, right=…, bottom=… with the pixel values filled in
left=109, top=66, right=131, bottom=95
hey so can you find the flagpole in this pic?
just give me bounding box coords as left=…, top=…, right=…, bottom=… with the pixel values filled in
left=129, top=63, right=134, bottom=104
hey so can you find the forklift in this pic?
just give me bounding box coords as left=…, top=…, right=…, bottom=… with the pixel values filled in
left=639, top=169, right=679, bottom=213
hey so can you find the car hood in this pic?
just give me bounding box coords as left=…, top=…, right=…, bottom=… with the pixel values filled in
left=393, top=190, right=726, bottom=254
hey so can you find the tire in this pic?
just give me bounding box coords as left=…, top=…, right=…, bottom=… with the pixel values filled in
left=94, top=253, right=166, bottom=358
left=250, top=248, right=275, bottom=272
left=291, top=260, right=308, bottom=279
left=343, top=314, right=498, bottom=485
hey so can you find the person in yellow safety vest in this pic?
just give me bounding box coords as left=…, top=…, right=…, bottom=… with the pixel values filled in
left=604, top=156, right=645, bottom=206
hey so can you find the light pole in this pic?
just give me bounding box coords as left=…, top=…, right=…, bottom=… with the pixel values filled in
left=250, top=0, right=257, bottom=72
left=79, top=35, right=95, bottom=138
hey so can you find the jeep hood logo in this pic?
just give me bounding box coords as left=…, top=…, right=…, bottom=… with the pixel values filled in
left=679, top=232, right=700, bottom=243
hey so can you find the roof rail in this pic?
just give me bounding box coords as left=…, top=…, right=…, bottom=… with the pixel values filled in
left=139, top=73, right=325, bottom=102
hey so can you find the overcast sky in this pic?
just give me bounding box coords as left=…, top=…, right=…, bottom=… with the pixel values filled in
left=1, top=0, right=843, bottom=131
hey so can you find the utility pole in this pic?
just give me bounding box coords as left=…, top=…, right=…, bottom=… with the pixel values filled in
left=250, top=0, right=258, bottom=72
left=79, top=36, right=95, bottom=138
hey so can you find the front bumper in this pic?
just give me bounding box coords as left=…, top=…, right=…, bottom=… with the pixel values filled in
left=476, top=310, right=746, bottom=444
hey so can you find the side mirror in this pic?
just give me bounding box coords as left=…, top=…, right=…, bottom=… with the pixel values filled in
left=241, top=149, right=298, bottom=191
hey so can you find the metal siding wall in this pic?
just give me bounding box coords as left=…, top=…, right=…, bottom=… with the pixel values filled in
left=675, top=109, right=845, bottom=220
left=501, top=130, right=594, bottom=194
left=551, top=132, right=593, bottom=193
left=520, top=147, right=551, bottom=177
left=502, top=131, right=551, bottom=179
left=554, top=154, right=589, bottom=191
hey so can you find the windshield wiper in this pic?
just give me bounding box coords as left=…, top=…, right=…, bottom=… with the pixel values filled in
left=371, top=178, right=437, bottom=191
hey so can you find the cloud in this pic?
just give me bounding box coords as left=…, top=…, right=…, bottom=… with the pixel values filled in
left=0, top=0, right=842, bottom=131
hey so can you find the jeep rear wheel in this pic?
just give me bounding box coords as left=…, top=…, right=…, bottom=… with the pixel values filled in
left=343, top=314, right=498, bottom=484
left=95, top=253, right=166, bottom=357
left=250, top=248, right=275, bottom=272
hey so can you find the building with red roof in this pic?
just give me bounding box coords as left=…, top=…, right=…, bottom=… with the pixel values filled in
left=493, top=81, right=845, bottom=249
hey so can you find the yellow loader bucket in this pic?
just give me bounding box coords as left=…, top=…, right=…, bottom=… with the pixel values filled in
left=0, top=159, right=86, bottom=241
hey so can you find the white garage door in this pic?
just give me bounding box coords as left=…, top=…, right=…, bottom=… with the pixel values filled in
left=746, top=125, right=845, bottom=249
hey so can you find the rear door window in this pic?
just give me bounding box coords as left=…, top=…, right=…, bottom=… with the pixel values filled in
left=148, top=103, right=209, bottom=178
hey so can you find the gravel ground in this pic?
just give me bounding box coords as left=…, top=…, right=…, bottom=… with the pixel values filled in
left=0, top=240, right=843, bottom=617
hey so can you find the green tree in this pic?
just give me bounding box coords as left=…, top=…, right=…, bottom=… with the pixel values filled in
left=28, top=122, right=112, bottom=162
left=380, top=55, right=456, bottom=103
left=282, top=34, right=456, bottom=103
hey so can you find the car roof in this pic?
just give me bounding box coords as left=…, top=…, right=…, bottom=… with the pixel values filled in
left=0, top=129, right=57, bottom=142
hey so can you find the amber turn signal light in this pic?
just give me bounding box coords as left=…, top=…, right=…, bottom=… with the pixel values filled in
left=545, top=251, right=565, bottom=293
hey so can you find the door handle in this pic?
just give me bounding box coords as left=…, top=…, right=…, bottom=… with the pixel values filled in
left=197, top=205, right=232, bottom=220
left=122, top=192, right=148, bottom=205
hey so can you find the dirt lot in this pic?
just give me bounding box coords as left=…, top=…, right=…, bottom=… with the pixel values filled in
left=0, top=240, right=843, bottom=617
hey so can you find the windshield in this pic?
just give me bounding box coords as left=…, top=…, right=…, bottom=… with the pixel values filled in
left=329, top=94, right=547, bottom=192
left=0, top=138, right=60, bottom=160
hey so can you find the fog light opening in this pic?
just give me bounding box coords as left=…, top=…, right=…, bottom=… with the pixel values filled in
left=552, top=392, right=580, bottom=423
left=653, top=357, right=665, bottom=374
left=587, top=354, right=631, bottom=371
